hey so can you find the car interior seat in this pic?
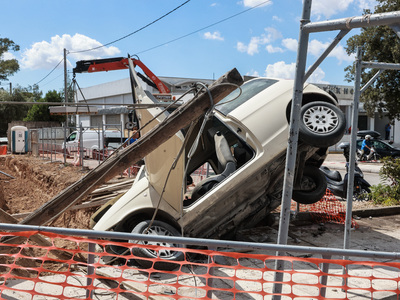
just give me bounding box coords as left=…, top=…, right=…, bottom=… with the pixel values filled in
left=189, top=131, right=237, bottom=202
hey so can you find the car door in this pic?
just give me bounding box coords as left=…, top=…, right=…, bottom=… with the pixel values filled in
left=373, top=140, right=391, bottom=157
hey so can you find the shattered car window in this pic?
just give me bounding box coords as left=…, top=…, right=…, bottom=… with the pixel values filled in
left=216, top=78, right=278, bottom=115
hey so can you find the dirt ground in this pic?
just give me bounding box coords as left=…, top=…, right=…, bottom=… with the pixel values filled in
left=0, top=155, right=96, bottom=228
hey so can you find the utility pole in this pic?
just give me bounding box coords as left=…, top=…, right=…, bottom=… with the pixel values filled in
left=64, top=48, right=67, bottom=104
left=9, top=82, right=12, bottom=95
left=64, top=48, right=69, bottom=126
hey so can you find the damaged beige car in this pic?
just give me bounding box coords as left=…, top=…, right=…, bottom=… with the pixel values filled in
left=92, top=71, right=346, bottom=265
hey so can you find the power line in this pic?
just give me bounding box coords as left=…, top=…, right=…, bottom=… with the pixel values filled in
left=33, top=1, right=192, bottom=88
left=32, top=0, right=267, bottom=89
left=70, top=0, right=191, bottom=54
left=136, top=0, right=271, bottom=55
left=35, top=58, right=64, bottom=85
left=40, top=71, right=64, bottom=88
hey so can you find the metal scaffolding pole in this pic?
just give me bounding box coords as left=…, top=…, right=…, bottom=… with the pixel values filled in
left=273, top=1, right=312, bottom=298
left=303, top=11, right=400, bottom=33
left=344, top=47, right=363, bottom=251
left=274, top=2, right=400, bottom=298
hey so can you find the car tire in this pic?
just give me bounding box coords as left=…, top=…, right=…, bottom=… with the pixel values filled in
left=293, top=165, right=327, bottom=205
left=299, top=101, right=346, bottom=148
left=130, top=220, right=184, bottom=270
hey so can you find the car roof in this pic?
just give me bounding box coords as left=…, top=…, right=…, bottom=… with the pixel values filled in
left=357, top=130, right=381, bottom=138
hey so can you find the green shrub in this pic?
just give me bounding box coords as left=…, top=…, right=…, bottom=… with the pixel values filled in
left=379, top=156, right=400, bottom=185
left=370, top=157, right=400, bottom=206
left=370, top=184, right=400, bottom=206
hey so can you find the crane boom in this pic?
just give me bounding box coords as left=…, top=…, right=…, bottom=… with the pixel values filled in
left=73, top=57, right=170, bottom=94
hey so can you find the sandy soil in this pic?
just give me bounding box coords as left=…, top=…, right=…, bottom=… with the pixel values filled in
left=0, top=155, right=96, bottom=228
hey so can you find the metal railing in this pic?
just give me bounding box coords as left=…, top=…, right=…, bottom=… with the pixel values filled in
left=0, top=223, right=399, bottom=299
left=34, top=123, right=125, bottom=169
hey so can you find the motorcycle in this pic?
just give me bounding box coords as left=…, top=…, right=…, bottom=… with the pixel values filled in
left=357, top=146, right=381, bottom=162
left=320, top=142, right=371, bottom=201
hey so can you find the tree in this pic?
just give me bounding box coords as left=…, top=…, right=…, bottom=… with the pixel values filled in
left=0, top=37, right=20, bottom=82
left=0, top=87, right=29, bottom=135
left=344, top=0, right=400, bottom=120
left=24, top=90, right=65, bottom=123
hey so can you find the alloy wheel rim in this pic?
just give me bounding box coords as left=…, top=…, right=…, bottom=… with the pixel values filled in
left=141, top=225, right=178, bottom=258
left=303, top=105, right=339, bottom=133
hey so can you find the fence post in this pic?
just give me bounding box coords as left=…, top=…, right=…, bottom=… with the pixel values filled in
left=41, top=129, right=44, bottom=160
left=86, top=242, right=95, bottom=299
left=63, top=123, right=67, bottom=165
left=46, top=128, right=49, bottom=160
left=79, top=123, right=84, bottom=170
left=50, top=125, right=53, bottom=162
left=102, top=121, right=105, bottom=163
left=319, top=254, right=332, bottom=298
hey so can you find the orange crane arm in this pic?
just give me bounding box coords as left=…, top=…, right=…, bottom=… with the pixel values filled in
left=73, top=57, right=170, bottom=94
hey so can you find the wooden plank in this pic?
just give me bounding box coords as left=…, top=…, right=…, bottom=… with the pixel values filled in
left=12, top=198, right=112, bottom=219
left=20, top=68, right=243, bottom=226
left=0, top=208, right=74, bottom=261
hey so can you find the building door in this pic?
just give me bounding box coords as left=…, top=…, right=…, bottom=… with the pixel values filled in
left=358, top=115, right=368, bottom=131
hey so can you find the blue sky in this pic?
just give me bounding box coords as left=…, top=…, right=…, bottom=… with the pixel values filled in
left=1, top=0, right=378, bottom=95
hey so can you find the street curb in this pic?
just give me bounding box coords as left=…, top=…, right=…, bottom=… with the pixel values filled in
left=351, top=205, right=400, bottom=218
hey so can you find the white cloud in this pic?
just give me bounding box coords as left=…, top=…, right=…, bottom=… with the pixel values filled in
left=236, top=27, right=281, bottom=55
left=356, top=0, right=377, bottom=11
left=310, top=0, right=376, bottom=19
left=236, top=42, right=248, bottom=54
left=282, top=38, right=298, bottom=52
left=247, top=37, right=263, bottom=55
left=272, top=15, right=282, bottom=22
left=21, top=33, right=120, bottom=70
left=264, top=61, right=327, bottom=83
left=312, top=0, right=353, bottom=19
left=204, top=31, right=224, bottom=41
left=266, top=45, right=283, bottom=53
left=246, top=70, right=260, bottom=77
left=265, top=61, right=296, bottom=79
left=265, top=27, right=282, bottom=41
left=282, top=38, right=354, bottom=64
left=236, top=37, right=262, bottom=55
left=308, top=39, right=354, bottom=63
left=242, top=0, right=272, bottom=8
left=307, top=67, right=328, bottom=84
left=1, top=52, right=16, bottom=60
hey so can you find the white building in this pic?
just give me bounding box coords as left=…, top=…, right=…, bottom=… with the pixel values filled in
left=75, top=76, right=214, bottom=134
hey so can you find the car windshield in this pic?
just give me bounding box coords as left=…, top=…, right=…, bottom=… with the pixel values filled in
left=216, top=78, right=278, bottom=115
left=373, top=140, right=393, bottom=150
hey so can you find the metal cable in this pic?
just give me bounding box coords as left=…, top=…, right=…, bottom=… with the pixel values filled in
left=69, top=0, right=191, bottom=54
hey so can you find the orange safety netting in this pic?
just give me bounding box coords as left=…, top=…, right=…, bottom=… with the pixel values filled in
left=292, top=189, right=358, bottom=228
left=0, top=230, right=399, bottom=299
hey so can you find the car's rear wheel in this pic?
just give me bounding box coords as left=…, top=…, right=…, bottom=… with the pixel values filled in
left=299, top=101, right=346, bottom=148
left=130, top=220, right=184, bottom=270
left=293, top=165, right=327, bottom=204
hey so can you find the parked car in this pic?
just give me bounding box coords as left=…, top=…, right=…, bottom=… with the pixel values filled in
left=356, top=138, right=400, bottom=159
left=91, top=73, right=346, bottom=266
left=357, top=130, right=381, bottom=139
